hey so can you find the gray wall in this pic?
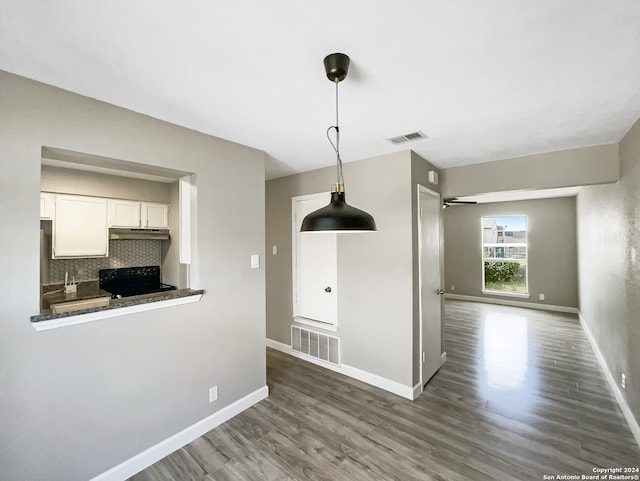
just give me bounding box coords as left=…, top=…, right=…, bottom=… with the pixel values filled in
left=266, top=151, right=417, bottom=387
left=577, top=116, right=640, bottom=425
left=0, top=70, right=266, bottom=481
left=444, top=197, right=578, bottom=308
left=442, top=143, right=619, bottom=197
left=41, top=164, right=172, bottom=202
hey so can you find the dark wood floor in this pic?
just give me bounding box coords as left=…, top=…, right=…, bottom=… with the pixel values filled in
left=130, top=300, right=640, bottom=480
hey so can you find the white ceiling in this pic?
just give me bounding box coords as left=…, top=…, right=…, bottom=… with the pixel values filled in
left=2, top=1, right=639, bottom=180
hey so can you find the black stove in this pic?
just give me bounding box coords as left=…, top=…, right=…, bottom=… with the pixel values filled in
left=99, top=266, right=176, bottom=299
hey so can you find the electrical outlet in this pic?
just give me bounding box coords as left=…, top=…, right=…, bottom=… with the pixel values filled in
left=539, top=294, right=545, bottom=301
left=450, top=285, right=455, bottom=291
left=209, top=385, right=218, bottom=403
left=621, top=373, right=626, bottom=390
left=250, top=254, right=260, bottom=269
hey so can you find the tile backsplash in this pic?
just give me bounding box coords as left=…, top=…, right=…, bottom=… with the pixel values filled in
left=49, top=239, right=162, bottom=283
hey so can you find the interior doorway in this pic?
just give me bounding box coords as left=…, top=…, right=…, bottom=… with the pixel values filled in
left=292, top=192, right=338, bottom=330
left=418, top=185, right=445, bottom=388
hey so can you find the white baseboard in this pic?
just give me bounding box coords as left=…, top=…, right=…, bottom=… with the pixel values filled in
left=266, top=338, right=415, bottom=400
left=340, top=363, right=413, bottom=400
left=445, top=293, right=578, bottom=314
left=578, top=311, right=640, bottom=448
left=90, top=385, right=269, bottom=481
left=412, top=382, right=422, bottom=400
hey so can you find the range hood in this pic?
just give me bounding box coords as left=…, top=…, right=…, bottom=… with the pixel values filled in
left=109, top=228, right=170, bottom=240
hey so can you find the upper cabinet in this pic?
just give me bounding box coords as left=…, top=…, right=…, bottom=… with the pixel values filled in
left=109, top=200, right=169, bottom=228
left=44, top=193, right=170, bottom=259
left=40, top=192, right=55, bottom=220
left=53, top=195, right=108, bottom=258
left=109, top=199, right=142, bottom=228
left=142, top=202, right=169, bottom=228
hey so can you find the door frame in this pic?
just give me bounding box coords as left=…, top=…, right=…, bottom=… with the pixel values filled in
left=417, top=184, right=445, bottom=392
left=291, top=192, right=339, bottom=332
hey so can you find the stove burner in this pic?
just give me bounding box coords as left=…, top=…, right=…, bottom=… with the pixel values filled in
left=99, top=266, right=176, bottom=298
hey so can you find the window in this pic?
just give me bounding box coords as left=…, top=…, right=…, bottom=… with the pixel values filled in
left=482, top=215, right=528, bottom=295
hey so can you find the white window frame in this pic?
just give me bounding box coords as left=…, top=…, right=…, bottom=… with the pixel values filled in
left=481, top=215, right=529, bottom=298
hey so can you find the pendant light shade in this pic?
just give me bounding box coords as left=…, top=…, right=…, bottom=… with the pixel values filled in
left=300, top=191, right=377, bottom=232
left=300, top=53, right=377, bottom=233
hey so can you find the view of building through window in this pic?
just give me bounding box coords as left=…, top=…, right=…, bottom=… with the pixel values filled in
left=482, top=215, right=528, bottom=294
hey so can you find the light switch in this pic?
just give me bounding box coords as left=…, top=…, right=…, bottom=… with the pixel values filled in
left=272, top=245, right=278, bottom=255
left=209, top=385, right=218, bottom=403
left=251, top=254, right=260, bottom=269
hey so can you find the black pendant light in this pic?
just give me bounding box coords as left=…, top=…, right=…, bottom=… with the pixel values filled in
left=300, top=53, right=377, bottom=233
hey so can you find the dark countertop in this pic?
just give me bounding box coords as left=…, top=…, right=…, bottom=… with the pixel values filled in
left=32, top=287, right=204, bottom=323
left=42, top=280, right=111, bottom=310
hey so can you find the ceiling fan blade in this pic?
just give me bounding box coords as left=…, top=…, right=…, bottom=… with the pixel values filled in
left=443, top=197, right=477, bottom=205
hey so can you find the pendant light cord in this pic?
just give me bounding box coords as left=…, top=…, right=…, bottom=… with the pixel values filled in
left=326, top=78, right=344, bottom=190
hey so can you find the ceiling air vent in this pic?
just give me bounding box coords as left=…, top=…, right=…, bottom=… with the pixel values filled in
left=387, top=130, right=428, bottom=145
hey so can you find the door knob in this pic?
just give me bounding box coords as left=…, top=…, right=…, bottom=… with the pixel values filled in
left=436, top=289, right=445, bottom=295
left=325, top=287, right=332, bottom=293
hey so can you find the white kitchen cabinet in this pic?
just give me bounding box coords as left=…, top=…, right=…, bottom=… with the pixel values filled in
left=141, top=202, right=169, bottom=228
left=108, top=200, right=169, bottom=228
left=53, top=195, right=108, bottom=258
left=109, top=199, right=142, bottom=228
left=40, top=192, right=55, bottom=220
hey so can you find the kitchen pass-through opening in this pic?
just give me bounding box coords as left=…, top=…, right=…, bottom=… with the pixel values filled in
left=38, top=146, right=198, bottom=315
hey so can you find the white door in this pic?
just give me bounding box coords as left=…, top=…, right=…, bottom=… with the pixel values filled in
left=293, top=193, right=337, bottom=327
left=419, top=186, right=444, bottom=386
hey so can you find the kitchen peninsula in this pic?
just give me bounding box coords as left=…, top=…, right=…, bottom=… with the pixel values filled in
left=32, top=285, right=204, bottom=329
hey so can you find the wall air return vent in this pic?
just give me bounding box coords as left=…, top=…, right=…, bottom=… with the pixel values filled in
left=387, top=130, right=428, bottom=145
left=291, top=325, right=341, bottom=366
